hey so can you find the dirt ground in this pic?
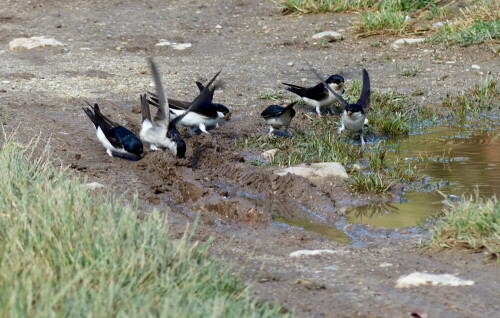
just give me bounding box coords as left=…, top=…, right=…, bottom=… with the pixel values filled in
left=1, top=0, right=499, bottom=316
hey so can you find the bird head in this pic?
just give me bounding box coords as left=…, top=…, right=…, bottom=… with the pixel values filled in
left=167, top=128, right=186, bottom=158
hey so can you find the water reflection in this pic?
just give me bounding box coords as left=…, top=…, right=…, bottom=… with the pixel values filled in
left=275, top=217, right=352, bottom=244
left=347, top=121, right=500, bottom=228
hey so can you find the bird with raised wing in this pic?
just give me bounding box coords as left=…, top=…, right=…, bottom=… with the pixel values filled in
left=282, top=74, right=344, bottom=116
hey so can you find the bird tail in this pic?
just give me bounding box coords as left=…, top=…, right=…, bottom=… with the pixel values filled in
left=285, top=101, right=297, bottom=110
left=282, top=82, right=305, bottom=95
left=82, top=106, right=97, bottom=128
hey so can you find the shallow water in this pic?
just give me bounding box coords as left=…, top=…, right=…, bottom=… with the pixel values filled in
left=347, top=116, right=500, bottom=228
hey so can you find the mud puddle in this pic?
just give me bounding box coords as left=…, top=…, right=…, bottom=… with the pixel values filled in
left=347, top=114, right=500, bottom=228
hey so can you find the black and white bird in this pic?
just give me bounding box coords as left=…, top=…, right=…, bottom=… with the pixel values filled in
left=141, top=59, right=218, bottom=158
left=147, top=72, right=230, bottom=134
left=82, top=102, right=143, bottom=161
left=310, top=67, right=371, bottom=147
left=260, top=102, right=297, bottom=135
left=282, top=74, right=345, bottom=116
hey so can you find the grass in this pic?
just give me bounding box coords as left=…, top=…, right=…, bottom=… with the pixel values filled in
left=396, top=63, right=419, bottom=77
left=348, top=171, right=394, bottom=193
left=258, top=90, right=287, bottom=101
left=0, top=135, right=283, bottom=317
left=357, top=11, right=408, bottom=34
left=441, top=76, right=499, bottom=124
left=429, top=192, right=499, bottom=256
left=277, top=0, right=499, bottom=46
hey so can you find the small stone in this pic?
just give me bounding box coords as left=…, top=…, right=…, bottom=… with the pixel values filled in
left=274, top=162, right=349, bottom=185
left=393, top=38, right=426, bottom=46
left=432, top=21, right=446, bottom=27
left=405, top=15, right=411, bottom=22
left=215, top=24, right=223, bottom=29
left=172, top=43, right=192, bottom=50
left=471, top=64, right=480, bottom=69
left=289, top=249, right=339, bottom=257
left=324, top=265, right=338, bottom=270
left=287, top=62, right=294, bottom=67
left=86, top=182, right=105, bottom=190
left=378, top=262, right=393, bottom=267
left=156, top=40, right=172, bottom=47
left=262, top=149, right=279, bottom=158
left=311, top=31, right=343, bottom=42
left=395, top=272, right=475, bottom=288
left=9, top=36, right=64, bottom=51
left=301, top=78, right=308, bottom=83
left=352, top=164, right=362, bottom=171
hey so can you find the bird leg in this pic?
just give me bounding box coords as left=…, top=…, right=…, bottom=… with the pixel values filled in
left=106, top=149, right=113, bottom=157
left=360, top=130, right=365, bottom=148
left=268, top=126, right=274, bottom=135
left=338, top=124, right=345, bottom=134
left=316, top=106, right=322, bottom=117
left=199, top=123, right=209, bottom=134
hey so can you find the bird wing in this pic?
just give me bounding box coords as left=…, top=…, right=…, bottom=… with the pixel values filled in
left=309, top=66, right=349, bottom=108
left=146, top=92, right=190, bottom=110
left=148, top=58, right=169, bottom=124
left=140, top=94, right=151, bottom=123
left=356, top=69, right=371, bottom=112
left=169, top=79, right=219, bottom=129
left=302, top=82, right=329, bottom=100
left=261, top=105, right=285, bottom=118
left=85, top=102, right=122, bottom=149
left=195, top=81, right=204, bottom=92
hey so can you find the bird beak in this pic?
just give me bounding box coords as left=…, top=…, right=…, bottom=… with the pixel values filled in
left=347, top=111, right=353, bottom=116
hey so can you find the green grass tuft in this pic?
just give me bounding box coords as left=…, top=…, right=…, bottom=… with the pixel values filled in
left=429, top=192, right=500, bottom=256
left=431, top=19, right=500, bottom=47
left=357, top=11, right=408, bottom=33
left=442, top=76, right=499, bottom=123
left=258, top=90, right=287, bottom=101
left=348, top=171, right=395, bottom=193
left=396, top=63, right=419, bottom=77
left=0, top=135, right=283, bottom=317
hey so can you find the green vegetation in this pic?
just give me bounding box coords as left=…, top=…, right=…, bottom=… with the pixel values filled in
left=396, top=63, right=419, bottom=77
left=0, top=136, right=283, bottom=317
left=278, top=0, right=499, bottom=47
left=348, top=171, right=394, bottom=193
left=258, top=90, right=287, bottom=100
left=429, top=192, right=499, bottom=256
left=442, top=76, right=498, bottom=124
left=358, top=11, right=408, bottom=34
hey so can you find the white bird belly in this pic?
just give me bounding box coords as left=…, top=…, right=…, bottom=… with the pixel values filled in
left=265, top=112, right=292, bottom=129
left=170, top=109, right=219, bottom=128
left=342, top=111, right=365, bottom=132
left=96, top=127, right=128, bottom=154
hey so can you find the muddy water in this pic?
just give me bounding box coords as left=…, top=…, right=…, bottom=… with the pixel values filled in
left=347, top=116, right=500, bottom=228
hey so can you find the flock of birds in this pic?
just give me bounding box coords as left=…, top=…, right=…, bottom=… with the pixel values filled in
left=82, top=58, right=371, bottom=161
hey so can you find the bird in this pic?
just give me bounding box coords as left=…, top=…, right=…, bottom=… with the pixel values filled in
left=282, top=74, right=345, bottom=116
left=260, top=102, right=297, bottom=136
left=142, top=58, right=218, bottom=158
left=147, top=71, right=230, bottom=134
left=310, top=67, right=370, bottom=147
left=82, top=102, right=143, bottom=161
